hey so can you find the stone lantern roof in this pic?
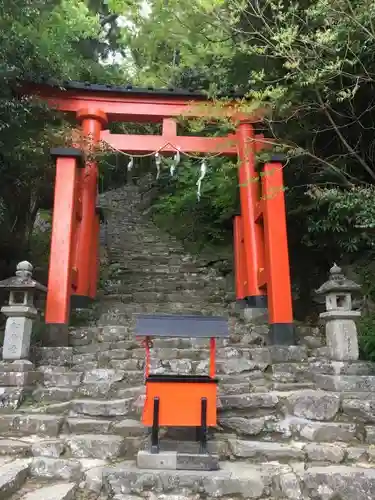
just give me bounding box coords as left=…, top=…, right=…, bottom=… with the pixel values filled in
left=0, top=261, right=47, bottom=293
left=316, top=263, right=361, bottom=295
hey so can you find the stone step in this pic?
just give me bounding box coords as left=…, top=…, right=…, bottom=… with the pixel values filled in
left=29, top=456, right=104, bottom=482
left=0, top=439, right=31, bottom=456
left=95, top=459, right=375, bottom=499
left=315, top=374, right=375, bottom=392
left=14, top=481, right=77, bottom=500
left=0, top=415, right=64, bottom=437
left=0, top=459, right=30, bottom=497
left=64, top=434, right=125, bottom=459
left=69, top=398, right=137, bottom=418
left=100, top=289, right=227, bottom=303
left=310, top=360, right=375, bottom=376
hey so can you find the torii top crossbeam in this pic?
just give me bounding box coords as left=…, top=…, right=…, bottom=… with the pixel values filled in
left=22, top=80, right=294, bottom=346
left=25, top=81, right=265, bottom=155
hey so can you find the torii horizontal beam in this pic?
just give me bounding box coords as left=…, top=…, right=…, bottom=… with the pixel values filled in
left=23, top=83, right=262, bottom=123
left=101, top=130, right=267, bottom=156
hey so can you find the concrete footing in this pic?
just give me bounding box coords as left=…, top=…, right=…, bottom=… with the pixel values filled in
left=137, top=450, right=219, bottom=471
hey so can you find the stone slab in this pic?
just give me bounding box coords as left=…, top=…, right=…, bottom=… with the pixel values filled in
left=30, top=457, right=82, bottom=481
left=0, top=371, right=41, bottom=387
left=70, top=398, right=134, bottom=417
left=0, top=414, right=64, bottom=437
left=20, top=482, right=77, bottom=500
left=315, top=374, right=375, bottom=392
left=65, top=434, right=125, bottom=459
left=0, top=439, right=30, bottom=456
left=137, top=450, right=219, bottom=472
left=0, top=458, right=30, bottom=498
left=104, top=460, right=270, bottom=498
left=137, top=450, right=177, bottom=470
left=177, top=453, right=219, bottom=471
left=303, top=465, right=375, bottom=500
left=0, top=361, right=34, bottom=373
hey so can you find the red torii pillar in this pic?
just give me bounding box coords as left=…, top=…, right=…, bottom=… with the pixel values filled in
left=46, top=148, right=84, bottom=323
left=235, top=122, right=294, bottom=345
left=70, top=108, right=107, bottom=309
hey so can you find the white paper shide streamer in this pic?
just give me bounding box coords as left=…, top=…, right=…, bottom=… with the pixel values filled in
left=127, top=157, right=134, bottom=171
left=155, top=152, right=162, bottom=179
left=170, top=149, right=180, bottom=177
left=196, top=159, right=207, bottom=201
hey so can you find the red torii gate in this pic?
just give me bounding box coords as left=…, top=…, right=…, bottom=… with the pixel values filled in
left=25, top=81, right=294, bottom=345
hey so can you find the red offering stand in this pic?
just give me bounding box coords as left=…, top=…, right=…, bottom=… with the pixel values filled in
left=135, top=314, right=228, bottom=454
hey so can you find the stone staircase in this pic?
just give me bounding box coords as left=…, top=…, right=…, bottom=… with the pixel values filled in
left=0, top=185, right=374, bottom=499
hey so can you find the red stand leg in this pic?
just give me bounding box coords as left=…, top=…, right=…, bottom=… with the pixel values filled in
left=237, top=123, right=266, bottom=310
left=209, top=337, right=216, bottom=378
left=262, top=162, right=294, bottom=344
left=46, top=149, right=83, bottom=323
left=233, top=216, right=247, bottom=300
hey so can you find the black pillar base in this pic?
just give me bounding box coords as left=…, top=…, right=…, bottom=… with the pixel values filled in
left=70, top=295, right=95, bottom=309
left=236, top=295, right=268, bottom=309
left=268, top=323, right=295, bottom=345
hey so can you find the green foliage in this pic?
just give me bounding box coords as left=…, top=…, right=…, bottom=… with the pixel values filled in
left=105, top=0, right=375, bottom=314
left=359, top=314, right=375, bottom=361
left=151, top=157, right=238, bottom=251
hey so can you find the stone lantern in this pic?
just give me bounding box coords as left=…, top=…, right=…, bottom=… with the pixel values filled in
left=316, top=263, right=361, bottom=361
left=0, top=261, right=47, bottom=361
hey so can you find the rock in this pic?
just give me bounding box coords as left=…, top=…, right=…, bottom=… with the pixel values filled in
left=315, top=374, right=375, bottom=392
left=303, top=466, right=375, bottom=500
left=0, top=360, right=34, bottom=372
left=35, top=347, right=73, bottom=366
left=269, top=346, right=308, bottom=363
left=74, top=342, right=111, bottom=354
left=0, top=371, right=40, bottom=387
left=109, top=359, right=140, bottom=371
left=0, top=459, right=30, bottom=497
left=70, top=398, right=134, bottom=417
left=0, top=387, right=25, bottom=410
left=366, top=426, right=375, bottom=444
left=69, top=326, right=97, bottom=346
left=30, top=457, right=82, bottom=481
left=43, top=370, right=83, bottom=388
left=168, top=359, right=192, bottom=374
left=111, top=419, right=148, bottom=437
left=310, top=360, right=375, bottom=376
left=305, top=443, right=345, bottom=463
left=72, top=353, right=97, bottom=365
left=0, top=414, right=63, bottom=437
left=65, top=434, right=125, bottom=459
left=249, top=348, right=271, bottom=365
left=301, top=336, right=323, bottom=349
left=220, top=392, right=278, bottom=410
left=288, top=390, right=340, bottom=421
left=99, top=326, right=129, bottom=342
left=104, top=461, right=266, bottom=498
left=66, top=418, right=112, bottom=434
left=83, top=466, right=105, bottom=493
left=219, top=417, right=265, bottom=436
left=217, top=358, right=265, bottom=375
left=228, top=439, right=304, bottom=460
left=277, top=473, right=302, bottom=499
left=21, top=482, right=77, bottom=500
left=31, top=439, right=65, bottom=458
left=0, top=439, right=30, bottom=456
left=346, top=447, right=367, bottom=461
left=297, top=422, right=359, bottom=443
left=32, top=387, right=75, bottom=403
left=82, top=369, right=125, bottom=385
left=342, top=399, right=375, bottom=423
